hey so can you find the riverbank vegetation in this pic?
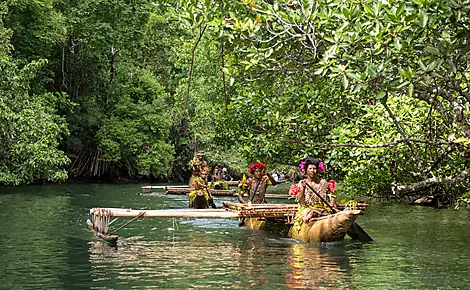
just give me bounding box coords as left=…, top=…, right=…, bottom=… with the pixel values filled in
left=1, top=0, right=468, bottom=206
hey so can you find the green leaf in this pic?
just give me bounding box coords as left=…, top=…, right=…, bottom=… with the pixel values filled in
left=380, top=92, right=388, bottom=105
left=421, top=11, right=428, bottom=27
left=343, top=74, right=349, bottom=88
left=364, top=4, right=374, bottom=16
left=374, top=2, right=382, bottom=16
left=346, top=72, right=361, bottom=81
left=418, top=59, right=427, bottom=71
left=376, top=91, right=386, bottom=100
left=265, top=48, right=274, bottom=58
left=394, top=38, right=402, bottom=51
left=424, top=47, right=440, bottom=55
left=447, top=59, right=457, bottom=73
left=408, top=83, right=414, bottom=97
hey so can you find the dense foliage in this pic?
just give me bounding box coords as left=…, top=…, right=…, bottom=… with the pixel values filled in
left=1, top=0, right=468, bottom=205
left=173, top=0, right=470, bottom=204
left=1, top=3, right=69, bottom=185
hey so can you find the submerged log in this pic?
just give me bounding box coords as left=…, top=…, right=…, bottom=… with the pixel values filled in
left=412, top=196, right=436, bottom=206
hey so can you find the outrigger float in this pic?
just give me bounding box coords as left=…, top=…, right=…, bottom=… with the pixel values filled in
left=139, top=186, right=291, bottom=199
left=142, top=181, right=240, bottom=193
left=165, top=187, right=236, bottom=196
left=88, top=201, right=370, bottom=244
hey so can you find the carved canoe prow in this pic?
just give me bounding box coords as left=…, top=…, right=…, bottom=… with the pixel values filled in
left=288, top=210, right=362, bottom=243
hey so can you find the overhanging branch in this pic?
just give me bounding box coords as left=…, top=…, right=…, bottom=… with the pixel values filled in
left=256, top=122, right=446, bottom=148
left=392, top=169, right=469, bottom=195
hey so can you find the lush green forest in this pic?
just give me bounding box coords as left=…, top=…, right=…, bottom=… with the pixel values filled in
left=1, top=0, right=469, bottom=205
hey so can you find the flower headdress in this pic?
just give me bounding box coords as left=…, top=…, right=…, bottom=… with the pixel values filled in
left=248, top=161, right=267, bottom=174
left=298, top=160, right=306, bottom=174
left=299, top=158, right=325, bottom=174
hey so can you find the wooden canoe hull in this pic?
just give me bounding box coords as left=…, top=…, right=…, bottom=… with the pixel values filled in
left=191, top=194, right=209, bottom=209
left=225, top=180, right=240, bottom=186
left=244, top=210, right=361, bottom=243
left=288, top=210, right=361, bottom=243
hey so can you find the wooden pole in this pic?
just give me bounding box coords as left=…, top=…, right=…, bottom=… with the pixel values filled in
left=109, top=211, right=146, bottom=235
left=90, top=208, right=240, bottom=219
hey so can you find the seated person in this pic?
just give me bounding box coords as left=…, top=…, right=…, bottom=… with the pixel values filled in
left=222, top=168, right=233, bottom=181
left=189, top=167, right=216, bottom=209
left=291, top=158, right=336, bottom=231
left=211, top=165, right=228, bottom=189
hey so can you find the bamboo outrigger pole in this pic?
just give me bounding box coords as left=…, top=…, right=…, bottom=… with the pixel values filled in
left=90, top=208, right=240, bottom=219
left=88, top=208, right=240, bottom=243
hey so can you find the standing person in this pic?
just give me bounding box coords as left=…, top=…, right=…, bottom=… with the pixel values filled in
left=238, top=162, right=277, bottom=205
left=290, top=158, right=337, bottom=230
left=189, top=150, right=208, bottom=187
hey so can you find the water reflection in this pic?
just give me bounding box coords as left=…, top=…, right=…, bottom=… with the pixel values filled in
left=88, top=236, right=249, bottom=288
left=88, top=230, right=355, bottom=289
left=284, top=243, right=354, bottom=289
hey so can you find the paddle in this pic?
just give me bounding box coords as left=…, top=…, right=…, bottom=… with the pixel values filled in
left=204, top=186, right=217, bottom=209
left=303, top=181, right=373, bottom=242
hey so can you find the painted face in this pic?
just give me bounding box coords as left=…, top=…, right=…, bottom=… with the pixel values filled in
left=306, top=164, right=317, bottom=178
left=253, top=168, right=263, bottom=179
left=197, top=153, right=204, bottom=160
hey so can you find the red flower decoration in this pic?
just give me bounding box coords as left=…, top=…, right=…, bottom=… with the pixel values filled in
left=248, top=162, right=267, bottom=174
left=328, top=180, right=336, bottom=192
left=289, top=184, right=300, bottom=196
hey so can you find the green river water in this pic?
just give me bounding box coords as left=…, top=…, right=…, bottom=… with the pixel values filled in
left=1, top=183, right=469, bottom=289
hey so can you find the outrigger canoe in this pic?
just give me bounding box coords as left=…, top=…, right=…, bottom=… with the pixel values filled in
left=157, top=187, right=291, bottom=199
left=141, top=181, right=240, bottom=193
left=222, top=202, right=365, bottom=243
left=165, top=187, right=236, bottom=196
left=88, top=201, right=369, bottom=243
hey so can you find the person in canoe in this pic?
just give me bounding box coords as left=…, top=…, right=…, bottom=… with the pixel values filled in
left=210, top=165, right=228, bottom=189
left=189, top=150, right=208, bottom=187
left=189, top=166, right=217, bottom=209
left=237, top=161, right=277, bottom=205
left=222, top=168, right=233, bottom=181
left=290, top=158, right=337, bottom=231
